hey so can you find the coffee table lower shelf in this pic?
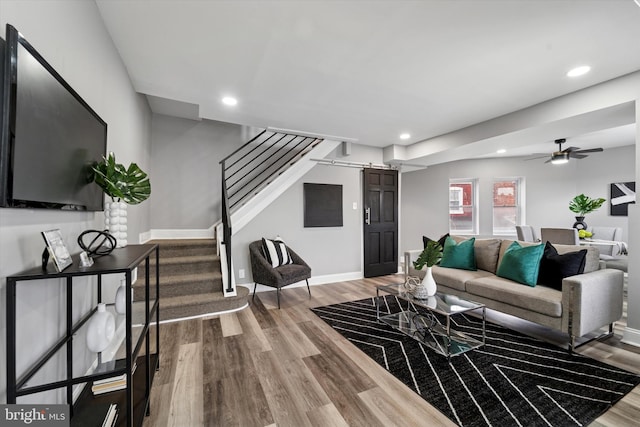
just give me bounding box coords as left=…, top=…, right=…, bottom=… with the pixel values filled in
left=378, top=310, right=484, bottom=359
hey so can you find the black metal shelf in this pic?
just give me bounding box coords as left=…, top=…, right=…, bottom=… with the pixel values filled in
left=6, top=244, right=160, bottom=427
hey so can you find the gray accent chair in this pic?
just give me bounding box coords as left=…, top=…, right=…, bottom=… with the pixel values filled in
left=541, top=227, right=580, bottom=245
left=588, top=226, right=628, bottom=271
left=515, top=225, right=538, bottom=242
left=249, top=240, right=311, bottom=308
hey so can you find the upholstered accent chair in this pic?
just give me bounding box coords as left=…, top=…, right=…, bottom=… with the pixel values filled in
left=588, top=226, right=624, bottom=258
left=249, top=240, right=311, bottom=308
left=515, top=225, right=538, bottom=242
left=588, top=226, right=628, bottom=271
left=540, top=227, right=580, bottom=245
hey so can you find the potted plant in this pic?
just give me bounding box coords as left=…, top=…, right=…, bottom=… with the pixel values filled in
left=569, top=193, right=605, bottom=231
left=411, top=240, right=443, bottom=298
left=92, top=152, right=151, bottom=247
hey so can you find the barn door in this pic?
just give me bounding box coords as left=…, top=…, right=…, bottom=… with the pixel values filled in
left=363, top=169, right=398, bottom=277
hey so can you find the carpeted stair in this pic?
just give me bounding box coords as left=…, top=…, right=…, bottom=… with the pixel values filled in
left=136, top=239, right=249, bottom=322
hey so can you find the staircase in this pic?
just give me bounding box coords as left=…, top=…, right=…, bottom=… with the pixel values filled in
left=136, top=239, right=249, bottom=322
left=219, top=129, right=342, bottom=295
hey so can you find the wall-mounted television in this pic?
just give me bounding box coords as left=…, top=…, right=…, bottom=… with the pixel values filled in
left=0, top=24, right=107, bottom=211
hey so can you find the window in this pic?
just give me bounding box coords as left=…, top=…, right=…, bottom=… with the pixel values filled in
left=449, top=179, right=478, bottom=235
left=492, top=178, right=523, bottom=235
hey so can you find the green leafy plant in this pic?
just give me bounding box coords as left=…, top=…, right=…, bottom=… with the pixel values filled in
left=92, top=152, right=151, bottom=204
left=569, top=194, right=606, bottom=217
left=413, top=240, right=443, bottom=270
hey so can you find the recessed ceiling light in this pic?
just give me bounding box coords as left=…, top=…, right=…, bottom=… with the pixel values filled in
left=399, top=133, right=411, bottom=140
left=566, top=65, right=591, bottom=78
left=222, top=96, right=238, bottom=106
left=497, top=149, right=506, bottom=154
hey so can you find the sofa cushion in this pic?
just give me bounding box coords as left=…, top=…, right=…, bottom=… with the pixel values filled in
left=440, top=236, right=476, bottom=271
left=450, top=236, right=501, bottom=274
left=537, top=242, right=587, bottom=290
left=466, top=275, right=562, bottom=318
left=496, top=241, right=545, bottom=286
left=432, top=265, right=493, bottom=291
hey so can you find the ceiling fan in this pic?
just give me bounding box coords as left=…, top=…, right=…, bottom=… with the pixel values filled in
left=526, top=138, right=604, bottom=164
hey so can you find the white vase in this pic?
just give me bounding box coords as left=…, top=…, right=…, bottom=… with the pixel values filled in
left=412, top=266, right=437, bottom=299
left=104, top=201, right=128, bottom=248
left=86, top=303, right=115, bottom=352
left=115, top=279, right=127, bottom=314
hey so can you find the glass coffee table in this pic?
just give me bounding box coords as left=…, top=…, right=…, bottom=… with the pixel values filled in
left=376, top=283, right=486, bottom=360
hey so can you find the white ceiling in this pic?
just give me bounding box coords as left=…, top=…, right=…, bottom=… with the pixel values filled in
left=96, top=0, right=640, bottom=163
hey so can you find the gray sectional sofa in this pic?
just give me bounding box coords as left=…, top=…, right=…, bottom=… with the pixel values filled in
left=404, top=236, right=625, bottom=350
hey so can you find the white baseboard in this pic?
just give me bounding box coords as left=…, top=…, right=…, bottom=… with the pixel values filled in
left=238, top=271, right=364, bottom=292
left=139, top=231, right=152, bottom=243
left=622, top=326, right=640, bottom=347
left=146, top=228, right=215, bottom=240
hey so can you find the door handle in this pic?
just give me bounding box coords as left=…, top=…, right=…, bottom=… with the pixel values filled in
left=365, top=207, right=371, bottom=225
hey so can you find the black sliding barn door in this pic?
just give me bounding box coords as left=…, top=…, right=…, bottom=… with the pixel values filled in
left=363, top=169, right=398, bottom=278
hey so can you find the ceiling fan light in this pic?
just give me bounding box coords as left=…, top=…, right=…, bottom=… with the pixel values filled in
left=551, top=152, right=569, bottom=165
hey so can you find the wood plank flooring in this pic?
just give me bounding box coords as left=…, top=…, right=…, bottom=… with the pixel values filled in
left=143, top=275, right=640, bottom=427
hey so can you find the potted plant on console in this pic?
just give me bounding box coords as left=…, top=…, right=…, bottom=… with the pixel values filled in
left=92, top=152, right=151, bottom=248
left=411, top=240, right=443, bottom=299
left=569, top=193, right=605, bottom=232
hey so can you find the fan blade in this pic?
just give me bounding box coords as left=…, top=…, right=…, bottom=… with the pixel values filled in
left=524, top=154, right=550, bottom=161
left=562, top=146, right=581, bottom=153
left=569, top=153, right=588, bottom=159
left=573, top=147, right=603, bottom=154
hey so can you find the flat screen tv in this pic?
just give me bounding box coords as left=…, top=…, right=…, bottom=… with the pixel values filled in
left=0, top=24, right=107, bottom=211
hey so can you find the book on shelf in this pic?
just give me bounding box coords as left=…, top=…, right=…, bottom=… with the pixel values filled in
left=92, top=379, right=126, bottom=395
left=91, top=360, right=137, bottom=394
left=93, top=373, right=126, bottom=386
left=72, top=402, right=117, bottom=427
left=102, top=404, right=118, bottom=427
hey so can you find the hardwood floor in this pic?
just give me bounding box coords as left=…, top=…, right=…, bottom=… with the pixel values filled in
left=143, top=275, right=640, bottom=427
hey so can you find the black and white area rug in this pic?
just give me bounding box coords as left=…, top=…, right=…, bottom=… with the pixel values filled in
left=311, top=295, right=640, bottom=427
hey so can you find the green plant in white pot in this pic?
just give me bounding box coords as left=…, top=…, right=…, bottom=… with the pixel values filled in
left=412, top=240, right=442, bottom=299
left=569, top=193, right=605, bottom=231
left=92, top=152, right=151, bottom=247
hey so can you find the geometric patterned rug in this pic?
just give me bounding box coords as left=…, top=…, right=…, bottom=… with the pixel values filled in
left=311, top=295, right=640, bottom=427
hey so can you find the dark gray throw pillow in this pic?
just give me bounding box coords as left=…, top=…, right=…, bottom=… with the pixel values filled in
left=537, top=241, right=587, bottom=290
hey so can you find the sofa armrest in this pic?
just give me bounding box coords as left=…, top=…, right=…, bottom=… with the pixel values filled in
left=561, top=268, right=624, bottom=338
left=404, top=250, right=423, bottom=277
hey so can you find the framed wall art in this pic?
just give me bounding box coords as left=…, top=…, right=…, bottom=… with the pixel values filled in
left=304, top=183, right=343, bottom=227
left=610, top=181, right=636, bottom=216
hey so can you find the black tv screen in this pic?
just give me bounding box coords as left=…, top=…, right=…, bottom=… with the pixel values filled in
left=0, top=24, right=107, bottom=211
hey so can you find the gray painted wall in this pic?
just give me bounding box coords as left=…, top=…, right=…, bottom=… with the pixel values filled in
left=234, top=143, right=384, bottom=283
left=149, top=115, right=242, bottom=229
left=401, top=144, right=635, bottom=254
left=0, top=1, right=152, bottom=403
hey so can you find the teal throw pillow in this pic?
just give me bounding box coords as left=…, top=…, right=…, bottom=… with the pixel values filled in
left=496, top=241, right=545, bottom=287
left=440, top=236, right=476, bottom=271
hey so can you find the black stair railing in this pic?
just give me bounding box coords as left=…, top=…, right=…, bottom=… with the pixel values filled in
left=219, top=129, right=324, bottom=294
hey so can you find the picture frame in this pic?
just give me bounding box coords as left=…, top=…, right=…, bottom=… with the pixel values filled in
left=610, top=182, right=636, bottom=216
left=303, top=183, right=343, bottom=227
left=42, top=229, right=73, bottom=272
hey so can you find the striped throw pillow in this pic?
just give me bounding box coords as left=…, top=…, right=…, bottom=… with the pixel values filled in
left=261, top=237, right=293, bottom=268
